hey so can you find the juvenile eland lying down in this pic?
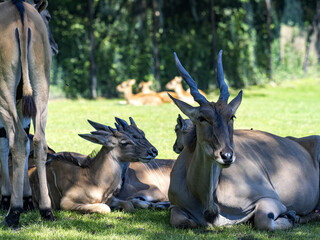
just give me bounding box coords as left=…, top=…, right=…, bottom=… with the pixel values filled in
left=29, top=117, right=158, bottom=214
left=89, top=117, right=175, bottom=210
left=168, top=50, right=320, bottom=230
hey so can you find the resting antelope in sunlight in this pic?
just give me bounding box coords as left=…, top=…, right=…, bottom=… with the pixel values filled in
left=29, top=117, right=159, bottom=214
left=166, top=76, right=207, bottom=104
left=168, top=50, right=320, bottom=230
left=116, top=79, right=163, bottom=106
left=138, top=80, right=178, bottom=103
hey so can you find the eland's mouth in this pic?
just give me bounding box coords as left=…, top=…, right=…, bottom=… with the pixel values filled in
left=139, top=156, right=154, bottom=163
left=215, top=156, right=235, bottom=168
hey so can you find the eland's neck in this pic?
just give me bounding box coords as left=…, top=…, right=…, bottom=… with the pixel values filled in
left=186, top=143, right=221, bottom=216
left=90, top=147, right=123, bottom=190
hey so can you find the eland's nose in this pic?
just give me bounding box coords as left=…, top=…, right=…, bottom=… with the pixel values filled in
left=220, top=152, right=233, bottom=163
left=148, top=148, right=158, bottom=157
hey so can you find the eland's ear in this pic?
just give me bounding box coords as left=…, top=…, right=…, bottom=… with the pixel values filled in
left=177, top=114, right=183, bottom=127
left=129, top=79, right=136, bottom=85
left=87, top=120, right=109, bottom=132
left=79, top=133, right=116, bottom=148
left=35, top=0, right=48, bottom=13
left=229, top=90, right=243, bottom=115
left=169, top=93, right=198, bottom=122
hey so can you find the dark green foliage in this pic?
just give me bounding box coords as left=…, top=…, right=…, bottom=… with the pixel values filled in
left=46, top=0, right=319, bottom=98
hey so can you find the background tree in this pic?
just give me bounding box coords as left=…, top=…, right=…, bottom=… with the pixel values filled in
left=46, top=0, right=319, bottom=98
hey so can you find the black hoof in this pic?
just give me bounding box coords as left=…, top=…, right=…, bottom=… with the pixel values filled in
left=23, top=196, right=34, bottom=211
left=0, top=195, right=11, bottom=210
left=279, top=210, right=299, bottom=224
left=40, top=208, right=55, bottom=221
left=203, top=209, right=219, bottom=223
left=3, top=207, right=23, bottom=227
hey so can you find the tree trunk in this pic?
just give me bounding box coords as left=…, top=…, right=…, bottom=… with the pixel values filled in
left=265, top=0, right=272, bottom=81
left=303, top=0, right=320, bottom=76
left=88, top=0, right=97, bottom=99
left=152, top=0, right=161, bottom=90
left=210, top=0, right=216, bottom=86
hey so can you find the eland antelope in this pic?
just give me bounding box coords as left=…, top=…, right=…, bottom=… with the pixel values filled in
left=29, top=117, right=159, bottom=214
left=166, top=76, right=207, bottom=105
left=0, top=0, right=58, bottom=212
left=0, top=0, right=54, bottom=226
left=86, top=116, right=174, bottom=210
left=138, top=80, right=177, bottom=103
left=116, top=79, right=163, bottom=106
left=168, top=50, right=320, bottom=230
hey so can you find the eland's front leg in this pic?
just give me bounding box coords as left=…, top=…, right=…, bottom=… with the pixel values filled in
left=254, top=198, right=298, bottom=230
left=170, top=205, right=198, bottom=228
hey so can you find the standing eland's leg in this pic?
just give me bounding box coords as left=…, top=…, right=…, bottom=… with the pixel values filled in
left=0, top=37, right=28, bottom=226
left=22, top=130, right=33, bottom=210
left=0, top=128, right=11, bottom=210
left=0, top=111, right=33, bottom=211
left=28, top=17, right=54, bottom=220
left=0, top=107, right=29, bottom=227
left=32, top=104, right=54, bottom=220
left=6, top=123, right=29, bottom=226
left=17, top=101, right=33, bottom=211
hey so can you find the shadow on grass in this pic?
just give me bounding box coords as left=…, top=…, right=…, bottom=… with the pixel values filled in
left=1, top=209, right=320, bottom=239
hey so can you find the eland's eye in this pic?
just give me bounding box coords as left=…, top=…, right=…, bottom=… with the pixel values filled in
left=120, top=141, right=129, bottom=147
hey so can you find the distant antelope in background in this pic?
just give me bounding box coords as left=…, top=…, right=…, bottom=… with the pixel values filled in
left=138, top=81, right=178, bottom=103
left=116, top=79, right=163, bottom=106
left=166, top=76, right=206, bottom=104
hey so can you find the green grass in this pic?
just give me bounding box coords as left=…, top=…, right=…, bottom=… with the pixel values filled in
left=1, top=77, right=320, bottom=239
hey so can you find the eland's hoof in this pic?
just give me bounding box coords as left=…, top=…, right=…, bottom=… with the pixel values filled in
left=282, top=210, right=299, bottom=224
left=204, top=209, right=219, bottom=223
left=23, top=196, right=34, bottom=211
left=3, top=207, right=23, bottom=227
left=40, top=209, right=55, bottom=221
left=0, top=195, right=11, bottom=210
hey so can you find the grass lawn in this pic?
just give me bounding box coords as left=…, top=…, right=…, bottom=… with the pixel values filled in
left=0, top=77, right=319, bottom=239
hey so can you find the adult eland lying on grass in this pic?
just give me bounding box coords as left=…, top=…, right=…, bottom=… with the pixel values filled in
left=29, top=117, right=158, bottom=214
left=168, top=50, right=320, bottom=230
left=0, top=0, right=54, bottom=226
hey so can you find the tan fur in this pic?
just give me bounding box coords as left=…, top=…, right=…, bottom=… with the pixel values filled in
left=29, top=119, right=158, bottom=214
left=168, top=54, right=320, bottom=231
left=166, top=76, right=207, bottom=104
left=117, top=159, right=174, bottom=208
left=0, top=0, right=53, bottom=224
left=173, top=114, right=193, bottom=154
left=138, top=81, right=178, bottom=103
left=116, top=79, right=163, bottom=106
